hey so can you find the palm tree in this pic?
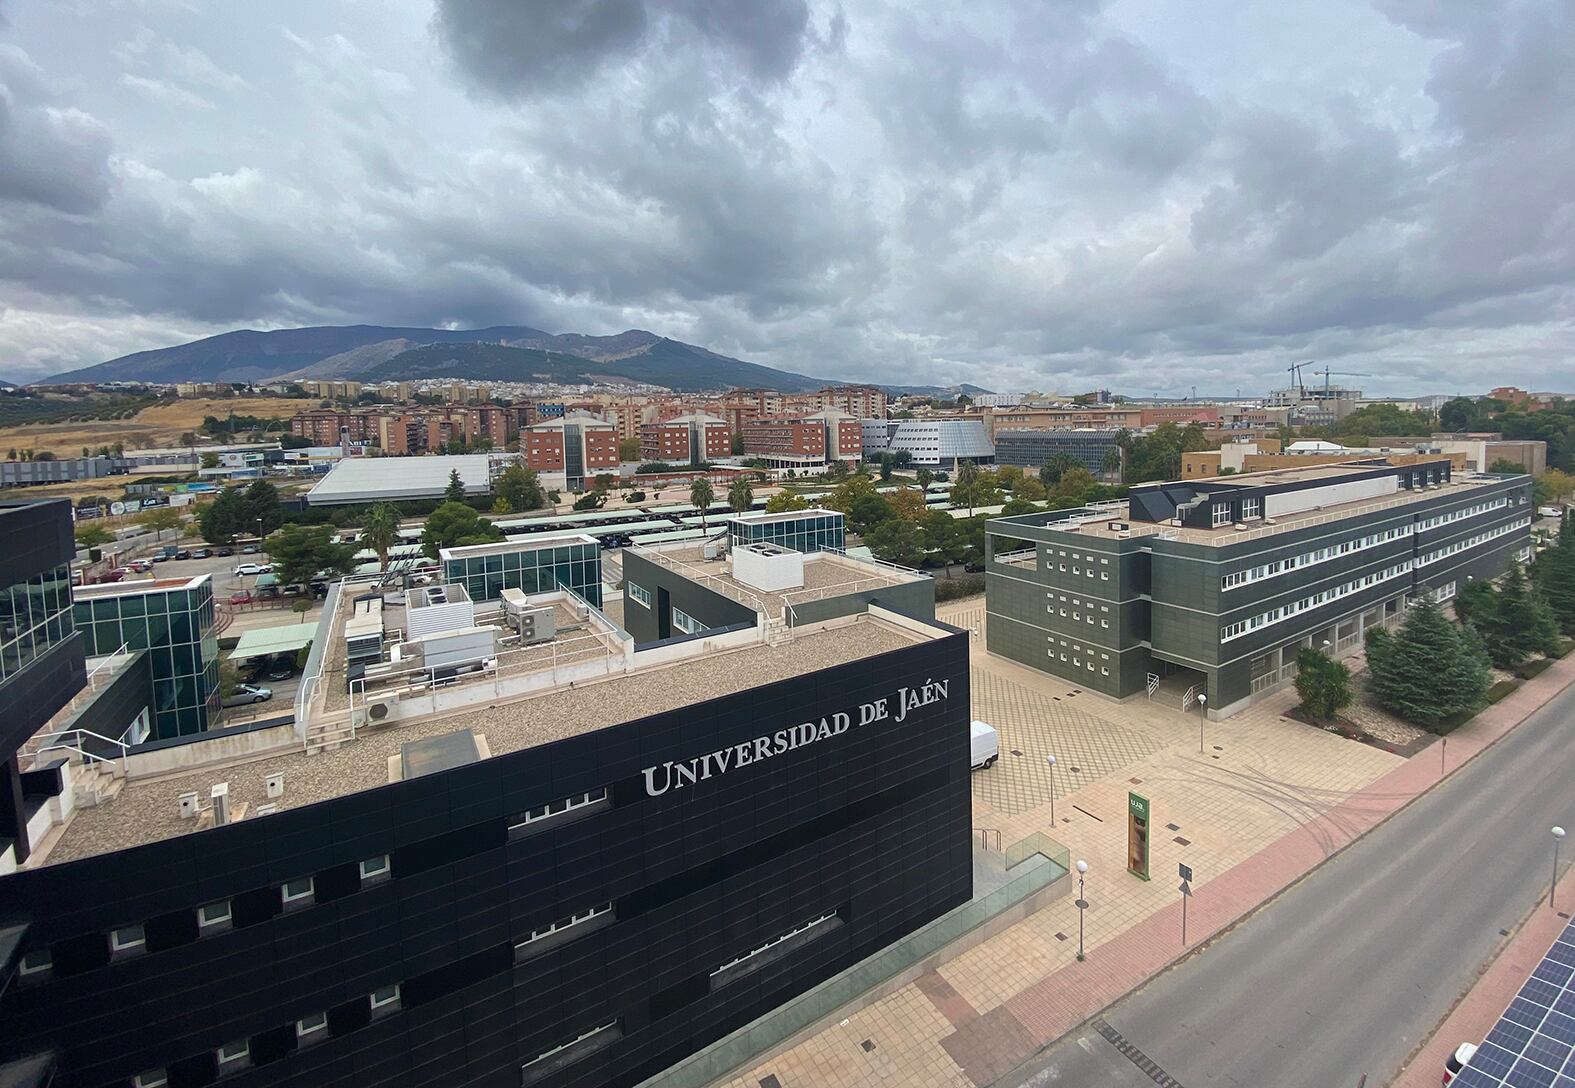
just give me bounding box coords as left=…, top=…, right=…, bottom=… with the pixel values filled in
left=362, top=503, right=400, bottom=573
left=727, top=475, right=754, bottom=513
left=691, top=476, right=715, bottom=534
left=954, top=460, right=981, bottom=517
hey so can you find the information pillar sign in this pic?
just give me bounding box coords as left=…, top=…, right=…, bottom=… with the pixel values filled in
left=1127, top=791, right=1151, bottom=880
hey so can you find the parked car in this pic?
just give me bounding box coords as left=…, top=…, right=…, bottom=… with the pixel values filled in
left=221, top=684, right=272, bottom=708
left=150, top=553, right=170, bottom=563
left=265, top=658, right=296, bottom=681
left=175, top=550, right=192, bottom=560
left=1539, top=506, right=1565, bottom=518
left=216, top=547, right=234, bottom=557
left=1443, top=1042, right=1478, bottom=1084
left=232, top=562, right=271, bottom=577
left=964, top=561, right=986, bottom=573
left=101, top=568, right=128, bottom=584
left=128, top=559, right=152, bottom=573
left=241, top=544, right=260, bottom=554
left=280, top=583, right=307, bottom=597
left=969, top=720, right=999, bottom=770
left=228, top=591, right=254, bottom=605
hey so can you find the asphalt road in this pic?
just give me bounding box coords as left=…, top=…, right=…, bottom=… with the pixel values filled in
left=1003, top=676, right=1575, bottom=1088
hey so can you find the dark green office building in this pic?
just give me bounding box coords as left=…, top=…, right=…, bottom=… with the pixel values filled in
left=985, top=459, right=1533, bottom=717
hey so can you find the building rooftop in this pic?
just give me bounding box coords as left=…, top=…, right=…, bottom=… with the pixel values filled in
left=990, top=470, right=1509, bottom=550
left=306, top=454, right=498, bottom=506
left=74, top=573, right=209, bottom=599
left=39, top=609, right=934, bottom=866
left=439, top=533, right=599, bottom=562
left=629, top=540, right=928, bottom=619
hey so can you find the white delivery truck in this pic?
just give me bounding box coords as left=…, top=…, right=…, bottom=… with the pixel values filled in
left=969, top=720, right=999, bottom=770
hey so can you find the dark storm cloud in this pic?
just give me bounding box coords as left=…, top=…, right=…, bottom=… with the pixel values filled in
left=0, top=46, right=114, bottom=213
left=432, top=0, right=813, bottom=98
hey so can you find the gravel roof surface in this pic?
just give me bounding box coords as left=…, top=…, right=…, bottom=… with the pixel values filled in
left=43, top=619, right=924, bottom=865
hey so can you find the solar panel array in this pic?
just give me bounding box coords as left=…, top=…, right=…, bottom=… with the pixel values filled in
left=1452, top=916, right=1575, bottom=1088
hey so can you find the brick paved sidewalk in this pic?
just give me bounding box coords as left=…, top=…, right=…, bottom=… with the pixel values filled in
left=1391, top=867, right=1575, bottom=1088
left=721, top=650, right=1575, bottom=1088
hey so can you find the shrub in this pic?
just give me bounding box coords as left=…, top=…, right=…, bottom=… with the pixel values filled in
left=934, top=574, right=984, bottom=602
left=1515, top=658, right=1553, bottom=680
left=1486, top=679, right=1520, bottom=703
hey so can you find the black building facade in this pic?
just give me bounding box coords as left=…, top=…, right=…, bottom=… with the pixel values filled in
left=0, top=627, right=971, bottom=1088
left=0, top=499, right=86, bottom=868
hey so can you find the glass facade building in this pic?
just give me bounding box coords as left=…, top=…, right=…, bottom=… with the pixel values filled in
left=72, top=577, right=218, bottom=738
left=0, top=563, right=74, bottom=684
left=730, top=509, right=846, bottom=553
left=442, top=536, right=603, bottom=607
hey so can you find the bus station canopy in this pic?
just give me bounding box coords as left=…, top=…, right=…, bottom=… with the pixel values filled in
left=228, top=622, right=318, bottom=664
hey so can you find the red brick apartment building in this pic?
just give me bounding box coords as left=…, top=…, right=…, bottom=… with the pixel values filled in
left=640, top=413, right=731, bottom=463
left=523, top=412, right=621, bottom=489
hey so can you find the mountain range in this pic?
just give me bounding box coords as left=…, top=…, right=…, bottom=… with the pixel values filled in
left=40, top=324, right=990, bottom=395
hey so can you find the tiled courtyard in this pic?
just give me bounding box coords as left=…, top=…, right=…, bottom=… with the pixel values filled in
left=716, top=598, right=1415, bottom=1088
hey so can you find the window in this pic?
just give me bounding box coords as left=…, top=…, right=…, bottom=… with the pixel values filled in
left=216, top=1040, right=250, bottom=1073
left=509, top=788, right=607, bottom=838
left=133, top=1072, right=168, bottom=1088
left=19, top=949, right=50, bottom=977
left=1241, top=497, right=1262, bottom=520
left=516, top=903, right=614, bottom=960
left=370, top=984, right=401, bottom=1016
left=712, top=913, right=837, bottom=978
left=628, top=582, right=652, bottom=609
left=521, top=1022, right=620, bottom=1085
left=296, top=1012, right=328, bottom=1042
left=281, top=877, right=315, bottom=909
left=1101, top=667, right=1110, bottom=676
left=111, top=924, right=146, bottom=955
left=671, top=607, right=704, bottom=635
left=359, top=855, right=391, bottom=882
left=1212, top=503, right=1234, bottom=527
left=198, top=900, right=232, bottom=930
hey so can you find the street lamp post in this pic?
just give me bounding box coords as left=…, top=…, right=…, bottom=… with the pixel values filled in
left=1554, top=827, right=1567, bottom=909
left=1197, top=694, right=1207, bottom=753
left=1075, top=859, right=1088, bottom=961
left=1046, top=755, right=1057, bottom=824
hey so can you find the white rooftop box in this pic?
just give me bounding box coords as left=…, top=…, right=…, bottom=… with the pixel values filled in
left=731, top=542, right=804, bottom=592
left=407, top=583, right=476, bottom=640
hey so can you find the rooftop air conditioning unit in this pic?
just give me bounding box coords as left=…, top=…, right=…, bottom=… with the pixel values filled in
left=516, top=606, right=556, bottom=646
left=703, top=538, right=726, bottom=560
left=265, top=773, right=284, bottom=799
left=211, top=782, right=231, bottom=827
left=178, top=791, right=201, bottom=820
left=359, top=695, right=399, bottom=729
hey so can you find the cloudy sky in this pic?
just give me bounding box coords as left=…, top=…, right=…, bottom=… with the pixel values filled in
left=0, top=0, right=1570, bottom=394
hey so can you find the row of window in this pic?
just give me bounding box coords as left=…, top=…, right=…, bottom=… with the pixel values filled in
left=1220, top=523, right=1414, bottom=591
left=1047, top=638, right=1113, bottom=677
left=712, top=911, right=838, bottom=976
left=18, top=857, right=392, bottom=981
left=1417, top=518, right=1530, bottom=566
left=672, top=607, right=705, bottom=635
left=628, top=582, right=652, bottom=609
left=1221, top=559, right=1414, bottom=642
left=1415, top=496, right=1510, bottom=531
left=24, top=786, right=613, bottom=986
left=129, top=985, right=403, bottom=1087
left=1048, top=602, right=1110, bottom=629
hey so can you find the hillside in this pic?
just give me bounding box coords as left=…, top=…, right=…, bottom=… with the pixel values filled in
left=40, top=324, right=553, bottom=386
left=352, top=338, right=831, bottom=393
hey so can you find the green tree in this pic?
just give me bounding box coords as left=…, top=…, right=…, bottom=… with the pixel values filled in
left=134, top=506, right=184, bottom=535
left=1488, top=458, right=1528, bottom=475
left=921, top=510, right=967, bottom=573
left=1532, top=513, right=1575, bottom=633
left=764, top=491, right=809, bottom=513
left=572, top=491, right=607, bottom=511
left=592, top=473, right=615, bottom=493
left=865, top=519, right=926, bottom=567
left=730, top=431, right=745, bottom=456
left=690, top=476, right=715, bottom=533
left=241, top=479, right=282, bottom=536
left=619, top=436, right=641, bottom=461
left=1052, top=467, right=1098, bottom=505
left=361, top=503, right=402, bottom=573
left=1478, top=564, right=1559, bottom=666
left=199, top=452, right=220, bottom=469
left=1365, top=600, right=1492, bottom=730
left=420, top=502, right=502, bottom=559
left=1293, top=648, right=1353, bottom=722
left=915, top=467, right=933, bottom=490
left=727, top=475, right=754, bottom=513
left=1101, top=446, right=1123, bottom=479
left=1038, top=453, right=1081, bottom=490
left=74, top=524, right=114, bottom=549
left=264, top=524, right=357, bottom=587
left=199, top=488, right=249, bottom=545
left=444, top=469, right=466, bottom=504
left=495, top=463, right=546, bottom=512
left=953, top=460, right=982, bottom=516
left=491, top=497, right=512, bottom=514
left=887, top=486, right=929, bottom=522
left=1014, top=476, right=1048, bottom=502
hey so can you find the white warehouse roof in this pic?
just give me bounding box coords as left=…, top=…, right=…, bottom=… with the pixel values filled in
left=307, top=454, right=495, bottom=506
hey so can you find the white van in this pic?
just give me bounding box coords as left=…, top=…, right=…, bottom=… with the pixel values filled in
left=969, top=720, right=999, bottom=770
left=1538, top=505, right=1564, bottom=518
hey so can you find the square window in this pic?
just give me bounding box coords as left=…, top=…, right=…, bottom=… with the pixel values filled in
left=370, top=984, right=401, bottom=1014
left=133, top=1072, right=168, bottom=1088
left=216, top=1040, right=250, bottom=1071
left=359, top=855, right=391, bottom=882
left=296, top=1012, right=328, bottom=1040
left=111, top=924, right=146, bottom=954
left=282, top=877, right=315, bottom=908
left=19, top=949, right=50, bottom=977
left=198, top=901, right=232, bottom=930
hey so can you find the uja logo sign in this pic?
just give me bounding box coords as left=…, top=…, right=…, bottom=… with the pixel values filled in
left=641, top=678, right=951, bottom=797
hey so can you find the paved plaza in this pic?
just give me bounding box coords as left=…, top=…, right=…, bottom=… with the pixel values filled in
left=713, top=599, right=1575, bottom=1088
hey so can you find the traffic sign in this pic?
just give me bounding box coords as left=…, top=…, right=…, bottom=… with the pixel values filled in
left=1179, top=879, right=1192, bottom=897
left=1178, top=862, right=1193, bottom=883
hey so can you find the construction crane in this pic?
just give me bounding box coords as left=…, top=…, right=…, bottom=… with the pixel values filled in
left=1319, top=366, right=1372, bottom=398
left=1286, top=360, right=1314, bottom=399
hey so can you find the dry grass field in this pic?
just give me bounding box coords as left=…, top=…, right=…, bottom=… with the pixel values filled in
left=0, top=397, right=297, bottom=458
